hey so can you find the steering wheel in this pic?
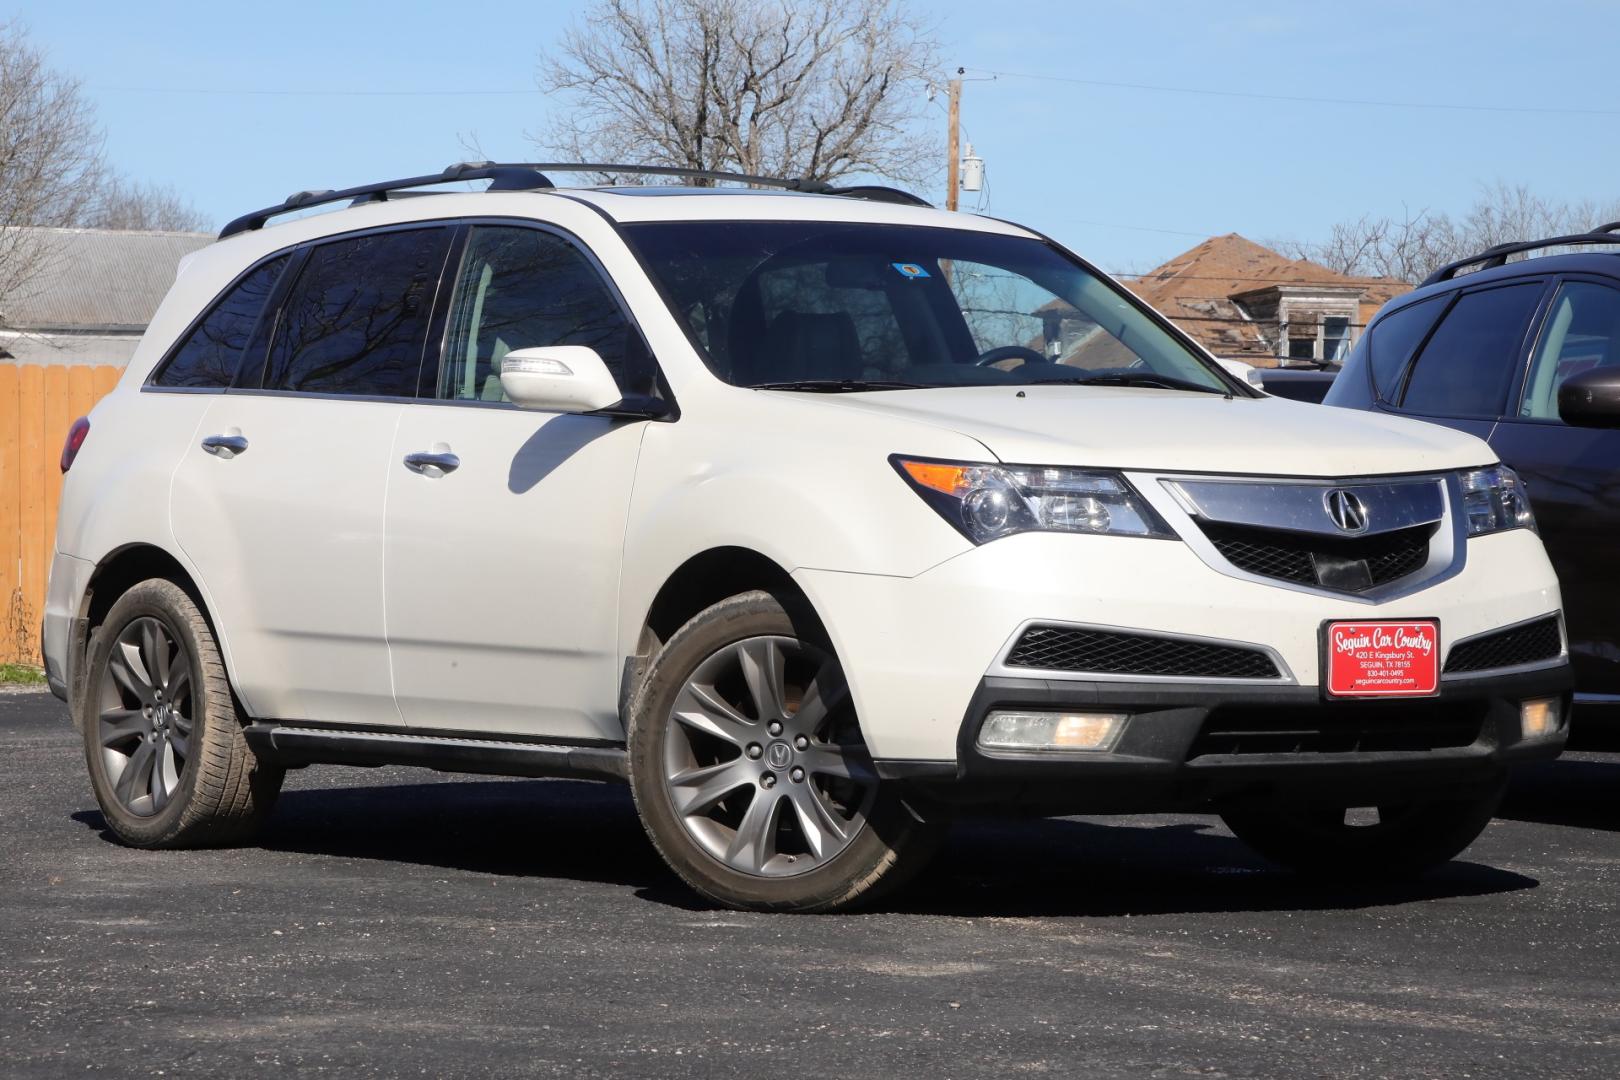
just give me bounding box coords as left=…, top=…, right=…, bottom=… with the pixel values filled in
left=974, top=345, right=1048, bottom=368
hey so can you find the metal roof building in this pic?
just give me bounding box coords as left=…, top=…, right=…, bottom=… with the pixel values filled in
left=0, top=227, right=213, bottom=366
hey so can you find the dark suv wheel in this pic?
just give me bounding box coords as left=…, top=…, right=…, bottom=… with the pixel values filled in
left=83, top=578, right=283, bottom=848
left=627, top=590, right=941, bottom=912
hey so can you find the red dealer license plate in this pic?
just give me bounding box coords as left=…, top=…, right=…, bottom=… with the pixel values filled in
left=1325, top=620, right=1440, bottom=698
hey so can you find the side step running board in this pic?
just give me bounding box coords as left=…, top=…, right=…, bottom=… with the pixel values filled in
left=242, top=724, right=628, bottom=783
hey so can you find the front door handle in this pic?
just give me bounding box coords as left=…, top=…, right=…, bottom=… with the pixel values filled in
left=403, top=450, right=460, bottom=477
left=201, top=433, right=248, bottom=458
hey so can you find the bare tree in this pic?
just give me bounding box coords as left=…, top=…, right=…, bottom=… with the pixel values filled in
left=1282, top=183, right=1620, bottom=284
left=81, top=176, right=210, bottom=233
left=0, top=21, right=102, bottom=319
left=537, top=0, right=942, bottom=185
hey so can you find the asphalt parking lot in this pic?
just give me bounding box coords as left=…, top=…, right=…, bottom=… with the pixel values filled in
left=2, top=688, right=1617, bottom=1078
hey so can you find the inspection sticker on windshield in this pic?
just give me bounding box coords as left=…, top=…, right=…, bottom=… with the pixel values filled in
left=1324, top=620, right=1439, bottom=697
left=891, top=262, right=931, bottom=279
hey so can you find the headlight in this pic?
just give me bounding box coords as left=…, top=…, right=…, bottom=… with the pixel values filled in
left=1458, top=464, right=1536, bottom=536
left=892, top=457, right=1173, bottom=543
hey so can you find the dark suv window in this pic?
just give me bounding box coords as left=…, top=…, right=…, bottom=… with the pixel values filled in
left=1520, top=281, right=1620, bottom=420
left=153, top=256, right=289, bottom=388
left=264, top=228, right=452, bottom=396
left=1365, top=295, right=1445, bottom=401
left=1399, top=282, right=1544, bottom=417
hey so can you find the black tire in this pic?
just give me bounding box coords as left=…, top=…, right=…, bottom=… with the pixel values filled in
left=83, top=578, right=283, bottom=848
left=627, top=590, right=942, bottom=913
left=1219, top=779, right=1506, bottom=881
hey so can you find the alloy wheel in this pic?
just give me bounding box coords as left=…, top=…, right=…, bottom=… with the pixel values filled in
left=662, top=635, right=877, bottom=877
left=96, top=616, right=193, bottom=817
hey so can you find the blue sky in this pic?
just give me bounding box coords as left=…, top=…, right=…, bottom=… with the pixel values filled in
left=15, top=0, right=1620, bottom=274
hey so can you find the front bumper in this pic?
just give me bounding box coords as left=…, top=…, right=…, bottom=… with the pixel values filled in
left=878, top=665, right=1571, bottom=813
left=796, top=527, right=1562, bottom=762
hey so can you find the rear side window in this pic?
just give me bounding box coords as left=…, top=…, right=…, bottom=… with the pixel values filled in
left=153, top=256, right=288, bottom=388
left=264, top=228, right=451, bottom=396
left=1365, top=295, right=1445, bottom=401
left=1399, top=283, right=1544, bottom=417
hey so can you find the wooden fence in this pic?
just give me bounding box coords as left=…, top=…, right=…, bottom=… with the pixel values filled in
left=1, top=364, right=125, bottom=665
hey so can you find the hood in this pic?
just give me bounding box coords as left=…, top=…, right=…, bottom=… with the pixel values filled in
left=790, top=385, right=1494, bottom=477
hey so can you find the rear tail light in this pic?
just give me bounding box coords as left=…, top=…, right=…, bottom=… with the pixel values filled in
left=60, top=416, right=90, bottom=473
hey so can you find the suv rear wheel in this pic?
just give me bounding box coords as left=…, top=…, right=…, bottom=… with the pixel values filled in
left=628, top=591, right=941, bottom=912
left=1219, top=781, right=1506, bottom=880
left=83, top=578, right=283, bottom=848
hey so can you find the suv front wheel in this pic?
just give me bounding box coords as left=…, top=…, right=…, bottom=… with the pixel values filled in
left=83, top=578, right=284, bottom=848
left=628, top=591, right=941, bottom=912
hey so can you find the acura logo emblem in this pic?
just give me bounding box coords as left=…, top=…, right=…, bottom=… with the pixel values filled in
left=1324, top=489, right=1369, bottom=534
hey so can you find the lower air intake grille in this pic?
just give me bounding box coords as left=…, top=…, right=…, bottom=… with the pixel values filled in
left=1201, top=521, right=1433, bottom=593
left=1443, top=616, right=1563, bottom=674
left=1005, top=626, right=1280, bottom=679
left=1188, top=702, right=1486, bottom=758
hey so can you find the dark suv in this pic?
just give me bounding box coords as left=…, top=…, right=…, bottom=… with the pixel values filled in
left=1326, top=225, right=1620, bottom=726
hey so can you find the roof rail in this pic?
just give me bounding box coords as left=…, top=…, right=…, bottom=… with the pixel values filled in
left=218, top=161, right=933, bottom=240
left=1420, top=226, right=1620, bottom=286
left=218, top=163, right=554, bottom=239
left=479, top=162, right=932, bottom=207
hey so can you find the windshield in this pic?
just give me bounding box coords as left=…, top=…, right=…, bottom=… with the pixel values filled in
left=621, top=221, right=1232, bottom=392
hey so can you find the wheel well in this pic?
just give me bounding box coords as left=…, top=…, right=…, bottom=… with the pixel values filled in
left=81, top=545, right=203, bottom=634
left=623, top=547, right=829, bottom=724
left=639, top=548, right=814, bottom=657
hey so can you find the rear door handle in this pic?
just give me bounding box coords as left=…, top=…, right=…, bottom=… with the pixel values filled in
left=200, top=433, right=248, bottom=458
left=403, top=450, right=460, bottom=477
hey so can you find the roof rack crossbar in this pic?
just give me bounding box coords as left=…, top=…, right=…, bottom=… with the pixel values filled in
left=218, top=164, right=556, bottom=239
left=471, top=162, right=930, bottom=206
left=1420, top=228, right=1620, bottom=286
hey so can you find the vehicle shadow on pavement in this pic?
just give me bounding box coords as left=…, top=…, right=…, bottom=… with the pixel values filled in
left=889, top=816, right=1536, bottom=918
left=1497, top=756, right=1620, bottom=833
left=73, top=775, right=1540, bottom=917
left=73, top=777, right=705, bottom=907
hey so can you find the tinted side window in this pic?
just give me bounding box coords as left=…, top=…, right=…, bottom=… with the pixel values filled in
left=1520, top=281, right=1620, bottom=420
left=265, top=228, right=451, bottom=396
left=439, top=226, right=644, bottom=401
left=1366, top=295, right=1445, bottom=401
left=1399, top=283, right=1543, bottom=417
left=153, top=256, right=289, bottom=388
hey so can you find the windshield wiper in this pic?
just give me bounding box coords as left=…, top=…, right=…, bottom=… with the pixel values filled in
left=1026, top=372, right=1232, bottom=397
left=750, top=379, right=926, bottom=393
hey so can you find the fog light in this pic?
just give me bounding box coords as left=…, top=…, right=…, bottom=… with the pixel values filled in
left=978, top=711, right=1126, bottom=752
left=1520, top=698, right=1561, bottom=739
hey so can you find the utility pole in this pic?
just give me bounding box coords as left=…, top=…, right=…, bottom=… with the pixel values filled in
left=945, top=69, right=962, bottom=212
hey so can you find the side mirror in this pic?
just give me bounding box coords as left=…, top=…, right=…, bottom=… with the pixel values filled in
left=498, top=346, right=623, bottom=413
left=1557, top=367, right=1620, bottom=429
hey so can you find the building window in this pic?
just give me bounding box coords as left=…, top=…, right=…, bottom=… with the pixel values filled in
left=1323, top=316, right=1351, bottom=362
left=1288, top=336, right=1317, bottom=360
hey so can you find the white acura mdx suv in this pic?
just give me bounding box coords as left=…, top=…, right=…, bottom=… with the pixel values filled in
left=43, top=163, right=1572, bottom=912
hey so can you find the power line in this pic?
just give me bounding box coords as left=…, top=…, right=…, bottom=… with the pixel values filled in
left=100, top=85, right=539, bottom=97
left=966, top=67, right=1620, bottom=118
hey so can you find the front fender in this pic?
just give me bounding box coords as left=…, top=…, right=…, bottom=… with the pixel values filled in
left=616, top=400, right=984, bottom=661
